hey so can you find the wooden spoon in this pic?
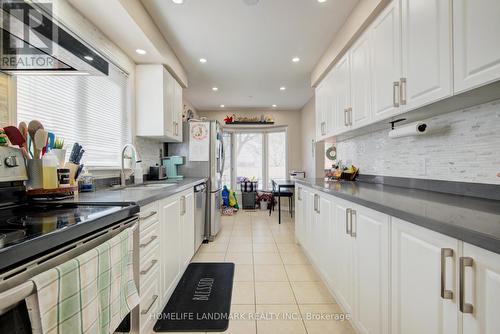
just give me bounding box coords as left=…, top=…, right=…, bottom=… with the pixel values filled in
left=28, top=120, right=44, bottom=159
left=34, top=129, right=48, bottom=159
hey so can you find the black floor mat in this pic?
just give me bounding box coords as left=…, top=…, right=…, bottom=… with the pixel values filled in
left=154, top=262, right=235, bottom=332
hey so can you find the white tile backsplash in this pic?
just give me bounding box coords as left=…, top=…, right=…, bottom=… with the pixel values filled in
left=135, top=136, right=162, bottom=174
left=336, top=99, right=500, bottom=184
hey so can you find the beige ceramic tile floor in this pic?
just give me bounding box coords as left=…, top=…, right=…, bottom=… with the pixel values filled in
left=187, top=209, right=356, bottom=334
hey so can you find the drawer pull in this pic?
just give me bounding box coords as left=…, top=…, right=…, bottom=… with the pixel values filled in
left=141, top=294, right=158, bottom=315
left=459, top=257, right=474, bottom=314
left=393, top=81, right=400, bottom=107
left=400, top=77, right=407, bottom=105
left=440, top=248, right=454, bottom=300
left=345, top=208, right=352, bottom=235
left=350, top=209, right=357, bottom=238
left=140, top=235, right=158, bottom=249
left=140, top=211, right=157, bottom=221
left=140, top=259, right=158, bottom=275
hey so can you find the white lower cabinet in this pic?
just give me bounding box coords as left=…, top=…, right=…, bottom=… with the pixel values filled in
left=160, top=195, right=181, bottom=303
left=391, top=217, right=459, bottom=334
left=296, top=184, right=500, bottom=334
left=180, top=191, right=195, bottom=269
left=462, top=243, right=500, bottom=334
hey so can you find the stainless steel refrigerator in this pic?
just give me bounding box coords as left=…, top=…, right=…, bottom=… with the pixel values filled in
left=168, top=121, right=224, bottom=240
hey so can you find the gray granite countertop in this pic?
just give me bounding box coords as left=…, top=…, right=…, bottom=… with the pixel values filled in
left=295, top=178, right=500, bottom=255
left=58, top=178, right=208, bottom=207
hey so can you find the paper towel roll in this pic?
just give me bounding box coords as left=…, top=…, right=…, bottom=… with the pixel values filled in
left=388, top=121, right=428, bottom=138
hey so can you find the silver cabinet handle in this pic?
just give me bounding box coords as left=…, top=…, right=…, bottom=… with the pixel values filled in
left=140, top=235, right=158, bottom=249
left=316, top=196, right=320, bottom=214
left=400, top=78, right=407, bottom=105
left=297, top=187, right=302, bottom=201
left=321, top=122, right=326, bottom=136
left=313, top=194, right=318, bottom=213
left=141, top=294, right=158, bottom=315
left=459, top=257, right=474, bottom=314
left=180, top=195, right=186, bottom=215
left=344, top=109, right=349, bottom=127
left=348, top=107, right=353, bottom=126
left=441, top=248, right=454, bottom=300
left=350, top=209, right=356, bottom=238
left=139, top=211, right=158, bottom=221
left=140, top=259, right=158, bottom=275
left=345, top=208, right=352, bottom=235
left=393, top=81, right=400, bottom=107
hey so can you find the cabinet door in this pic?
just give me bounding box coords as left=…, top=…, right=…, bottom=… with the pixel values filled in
left=454, top=0, right=500, bottom=93
left=333, top=55, right=351, bottom=134
left=352, top=206, right=390, bottom=334
left=462, top=243, right=500, bottom=334
left=401, top=0, right=452, bottom=110
left=303, top=190, right=315, bottom=255
left=173, top=81, right=183, bottom=141
left=333, top=200, right=354, bottom=315
left=391, top=218, right=459, bottom=334
left=180, top=192, right=195, bottom=269
left=295, top=186, right=304, bottom=244
left=371, top=0, right=402, bottom=121
left=160, top=196, right=181, bottom=302
left=350, top=31, right=372, bottom=129
left=315, top=195, right=332, bottom=282
left=163, top=68, right=175, bottom=137
left=315, top=84, right=325, bottom=141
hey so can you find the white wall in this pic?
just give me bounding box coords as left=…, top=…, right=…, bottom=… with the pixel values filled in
left=197, top=109, right=303, bottom=173
left=336, top=99, right=500, bottom=185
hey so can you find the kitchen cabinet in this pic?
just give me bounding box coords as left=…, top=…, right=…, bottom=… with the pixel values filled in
left=453, top=0, right=500, bottom=93
left=352, top=205, right=390, bottom=334
left=349, top=31, right=372, bottom=129
left=294, top=185, right=305, bottom=244
left=391, top=217, right=459, bottom=334
left=370, top=0, right=401, bottom=121
left=136, top=64, right=183, bottom=142
left=180, top=191, right=195, bottom=269
left=315, top=81, right=327, bottom=141
left=401, top=0, right=452, bottom=111
left=461, top=243, right=500, bottom=334
left=311, top=193, right=332, bottom=281
left=159, top=188, right=195, bottom=304
left=333, top=54, right=351, bottom=133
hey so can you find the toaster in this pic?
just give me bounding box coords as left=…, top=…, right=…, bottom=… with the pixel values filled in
left=149, top=165, right=167, bottom=180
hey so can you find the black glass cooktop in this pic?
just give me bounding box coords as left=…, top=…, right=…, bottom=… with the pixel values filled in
left=0, top=203, right=126, bottom=250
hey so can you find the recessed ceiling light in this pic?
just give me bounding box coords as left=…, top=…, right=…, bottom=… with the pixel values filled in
left=280, top=86, right=286, bottom=91
left=317, top=0, right=327, bottom=3
left=292, top=57, right=300, bottom=63
left=135, top=49, right=146, bottom=55
left=84, top=56, right=93, bottom=61
left=272, top=104, right=277, bottom=108
left=212, top=87, right=219, bottom=91
left=199, top=58, right=207, bottom=63
left=172, top=0, right=184, bottom=4
left=220, top=104, right=225, bottom=108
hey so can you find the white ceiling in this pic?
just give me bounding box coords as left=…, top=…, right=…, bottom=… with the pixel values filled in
left=141, top=0, right=358, bottom=111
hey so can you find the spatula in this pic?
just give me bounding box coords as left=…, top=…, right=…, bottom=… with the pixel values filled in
left=3, top=126, right=30, bottom=159
left=34, top=129, right=48, bottom=159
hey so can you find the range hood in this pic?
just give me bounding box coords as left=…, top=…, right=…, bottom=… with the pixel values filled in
left=0, top=1, right=109, bottom=75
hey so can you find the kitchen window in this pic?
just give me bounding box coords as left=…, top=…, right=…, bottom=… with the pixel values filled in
left=223, top=127, right=288, bottom=191
left=16, top=64, right=130, bottom=168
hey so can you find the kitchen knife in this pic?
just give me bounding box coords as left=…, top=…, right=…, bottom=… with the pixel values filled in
left=69, top=143, right=80, bottom=163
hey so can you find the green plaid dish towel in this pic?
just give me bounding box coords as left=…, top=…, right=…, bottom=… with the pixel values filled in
left=26, top=226, right=140, bottom=334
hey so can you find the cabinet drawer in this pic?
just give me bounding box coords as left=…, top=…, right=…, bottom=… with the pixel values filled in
left=139, top=244, right=159, bottom=287
left=139, top=203, right=160, bottom=232
left=139, top=221, right=160, bottom=253
left=139, top=269, right=160, bottom=333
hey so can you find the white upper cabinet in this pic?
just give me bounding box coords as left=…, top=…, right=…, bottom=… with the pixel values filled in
left=461, top=243, right=500, bottom=334
left=391, top=218, right=459, bottom=334
left=453, top=0, right=500, bottom=93
left=401, top=0, right=452, bottom=110
left=334, top=54, right=352, bottom=133
left=349, top=31, right=372, bottom=129
left=371, top=0, right=402, bottom=121
left=136, top=64, right=183, bottom=142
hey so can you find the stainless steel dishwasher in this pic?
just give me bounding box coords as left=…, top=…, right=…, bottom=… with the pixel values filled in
left=194, top=182, right=207, bottom=251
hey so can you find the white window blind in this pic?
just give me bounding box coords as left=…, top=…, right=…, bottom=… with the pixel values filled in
left=16, top=65, right=130, bottom=167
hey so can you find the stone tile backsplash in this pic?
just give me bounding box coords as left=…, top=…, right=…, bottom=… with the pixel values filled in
left=135, top=136, right=162, bottom=174
left=336, top=99, right=500, bottom=185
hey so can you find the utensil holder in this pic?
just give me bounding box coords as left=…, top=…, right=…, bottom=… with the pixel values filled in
left=27, top=159, right=43, bottom=189
left=52, top=149, right=67, bottom=167
left=65, top=162, right=80, bottom=186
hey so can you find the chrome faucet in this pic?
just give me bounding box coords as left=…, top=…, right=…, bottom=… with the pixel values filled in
left=120, top=144, right=142, bottom=186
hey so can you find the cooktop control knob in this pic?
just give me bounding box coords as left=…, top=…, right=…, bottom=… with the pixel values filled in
left=5, top=155, right=19, bottom=167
